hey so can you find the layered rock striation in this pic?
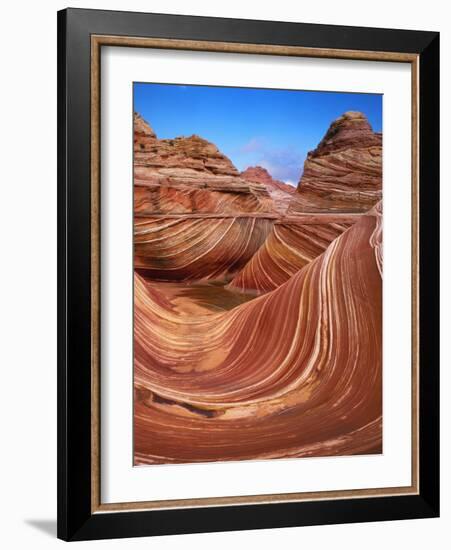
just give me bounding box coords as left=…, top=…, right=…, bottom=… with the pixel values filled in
left=134, top=215, right=274, bottom=282
left=227, top=214, right=359, bottom=295
left=134, top=113, right=277, bottom=281
left=289, top=111, right=382, bottom=213
left=134, top=113, right=273, bottom=216
left=134, top=203, right=383, bottom=464
left=227, top=111, right=383, bottom=294
left=133, top=109, right=383, bottom=464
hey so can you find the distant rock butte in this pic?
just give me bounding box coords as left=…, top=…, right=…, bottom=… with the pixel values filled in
left=289, top=111, right=382, bottom=214
left=240, top=166, right=295, bottom=195
left=134, top=112, right=274, bottom=215
left=240, top=166, right=295, bottom=214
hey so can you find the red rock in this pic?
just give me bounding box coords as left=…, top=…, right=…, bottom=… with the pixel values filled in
left=289, top=111, right=382, bottom=213
left=134, top=112, right=157, bottom=140
left=134, top=113, right=274, bottom=215
left=227, top=214, right=360, bottom=294
left=229, top=113, right=382, bottom=294
left=134, top=204, right=383, bottom=464
left=134, top=214, right=275, bottom=282
left=133, top=113, right=277, bottom=281
left=241, top=166, right=295, bottom=214
left=132, top=107, right=384, bottom=465
left=240, top=166, right=295, bottom=195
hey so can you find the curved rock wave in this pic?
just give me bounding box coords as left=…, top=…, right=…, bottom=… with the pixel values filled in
left=227, top=214, right=360, bottom=295
left=134, top=203, right=383, bottom=464
left=134, top=214, right=275, bottom=282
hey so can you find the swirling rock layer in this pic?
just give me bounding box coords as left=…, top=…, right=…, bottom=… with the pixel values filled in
left=227, top=214, right=360, bottom=295
left=134, top=205, right=382, bottom=464
left=289, top=111, right=382, bottom=213
left=134, top=214, right=275, bottom=282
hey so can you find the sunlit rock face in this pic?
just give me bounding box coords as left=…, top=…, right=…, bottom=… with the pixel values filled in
left=240, top=166, right=295, bottom=215
left=134, top=204, right=383, bottom=464
left=289, top=111, right=382, bottom=214
left=134, top=113, right=274, bottom=216
left=133, top=113, right=277, bottom=281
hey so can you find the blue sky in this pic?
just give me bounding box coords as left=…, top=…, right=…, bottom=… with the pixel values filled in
left=134, top=83, right=382, bottom=186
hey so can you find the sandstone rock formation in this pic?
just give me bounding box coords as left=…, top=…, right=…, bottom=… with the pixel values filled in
left=229, top=112, right=382, bottom=294
left=134, top=203, right=383, bottom=464
left=227, top=214, right=360, bottom=295
left=240, top=165, right=295, bottom=214
left=134, top=113, right=277, bottom=280
left=289, top=111, right=382, bottom=213
left=134, top=215, right=275, bottom=282
left=133, top=109, right=383, bottom=465
left=134, top=113, right=273, bottom=215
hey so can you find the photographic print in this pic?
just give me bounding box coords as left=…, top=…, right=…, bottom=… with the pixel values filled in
left=58, top=12, right=440, bottom=539
left=133, top=83, right=383, bottom=466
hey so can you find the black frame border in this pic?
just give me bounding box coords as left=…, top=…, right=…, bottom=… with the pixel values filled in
left=57, top=8, right=439, bottom=541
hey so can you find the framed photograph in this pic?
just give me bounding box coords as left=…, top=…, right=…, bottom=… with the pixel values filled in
left=57, top=8, right=439, bottom=541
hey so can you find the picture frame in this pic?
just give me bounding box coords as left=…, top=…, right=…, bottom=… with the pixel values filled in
left=57, top=7, right=439, bottom=541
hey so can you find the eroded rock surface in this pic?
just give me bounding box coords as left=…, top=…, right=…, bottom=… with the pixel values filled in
left=134, top=113, right=273, bottom=215
left=289, top=111, right=382, bottom=213
left=241, top=166, right=295, bottom=214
